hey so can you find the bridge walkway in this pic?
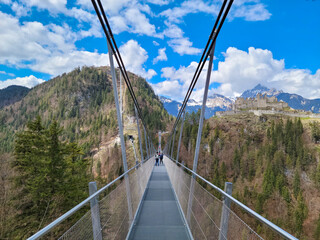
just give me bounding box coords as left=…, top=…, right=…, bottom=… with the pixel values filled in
left=128, top=163, right=192, bottom=240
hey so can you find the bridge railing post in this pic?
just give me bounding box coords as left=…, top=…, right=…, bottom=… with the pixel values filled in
left=176, top=111, right=185, bottom=164
left=135, top=106, right=144, bottom=164
left=219, top=182, right=233, bottom=240
left=143, top=126, right=149, bottom=160
left=170, top=129, right=176, bottom=158
left=89, top=182, right=102, bottom=240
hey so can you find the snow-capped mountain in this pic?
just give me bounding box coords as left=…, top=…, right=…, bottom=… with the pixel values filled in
left=159, top=96, right=181, bottom=116
left=161, top=84, right=320, bottom=118
left=241, top=84, right=283, bottom=99
left=241, top=84, right=320, bottom=113
left=160, top=94, right=232, bottom=118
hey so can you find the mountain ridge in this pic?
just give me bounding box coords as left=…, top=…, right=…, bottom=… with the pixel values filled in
left=0, top=85, right=30, bottom=109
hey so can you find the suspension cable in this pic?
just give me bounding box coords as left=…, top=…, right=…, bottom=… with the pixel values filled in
left=92, top=0, right=156, bottom=145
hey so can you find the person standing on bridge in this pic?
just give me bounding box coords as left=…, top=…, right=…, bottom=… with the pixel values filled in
left=155, top=152, right=159, bottom=166
left=160, top=152, right=164, bottom=165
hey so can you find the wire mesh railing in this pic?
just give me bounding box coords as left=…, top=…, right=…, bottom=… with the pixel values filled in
left=164, top=156, right=297, bottom=240
left=29, top=158, right=154, bottom=240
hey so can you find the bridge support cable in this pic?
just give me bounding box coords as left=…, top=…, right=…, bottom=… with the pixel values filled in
left=164, top=0, right=233, bottom=150
left=135, top=106, right=144, bottom=164
left=176, top=111, right=185, bottom=164
left=107, top=39, right=134, bottom=222
left=91, top=0, right=156, bottom=148
left=119, top=71, right=123, bottom=118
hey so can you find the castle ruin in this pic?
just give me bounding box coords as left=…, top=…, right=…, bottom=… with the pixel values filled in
left=233, top=93, right=288, bottom=111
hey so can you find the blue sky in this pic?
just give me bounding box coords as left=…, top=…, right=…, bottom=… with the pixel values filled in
left=0, top=0, right=319, bottom=101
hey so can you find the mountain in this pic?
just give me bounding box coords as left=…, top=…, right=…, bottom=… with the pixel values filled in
left=0, top=66, right=172, bottom=238
left=160, top=94, right=232, bottom=118
left=277, top=93, right=320, bottom=113
left=0, top=66, right=170, bottom=153
left=241, top=84, right=282, bottom=99
left=0, top=85, right=30, bottom=108
left=159, top=96, right=181, bottom=116
left=241, top=84, right=320, bottom=113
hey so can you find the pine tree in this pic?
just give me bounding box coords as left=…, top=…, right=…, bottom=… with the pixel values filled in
left=294, top=192, right=308, bottom=237
left=315, top=213, right=320, bottom=240
left=293, top=170, right=301, bottom=199
left=12, top=117, right=88, bottom=238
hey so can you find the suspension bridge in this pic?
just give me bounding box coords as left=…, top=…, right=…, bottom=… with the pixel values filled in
left=28, top=0, right=298, bottom=239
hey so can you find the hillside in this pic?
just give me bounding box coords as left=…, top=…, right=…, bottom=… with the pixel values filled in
left=0, top=66, right=172, bottom=238
left=0, top=85, right=30, bottom=109
left=174, top=112, right=320, bottom=239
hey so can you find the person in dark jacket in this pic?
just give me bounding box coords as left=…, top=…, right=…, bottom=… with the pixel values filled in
left=160, top=152, right=164, bottom=165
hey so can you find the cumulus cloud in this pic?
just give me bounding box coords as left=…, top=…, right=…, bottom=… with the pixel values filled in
left=76, top=0, right=159, bottom=37
left=31, top=51, right=110, bottom=75
left=212, top=47, right=320, bottom=99
left=124, top=8, right=157, bottom=36
left=152, top=60, right=212, bottom=101
left=154, top=47, right=320, bottom=101
left=0, top=75, right=45, bottom=89
left=168, top=38, right=201, bottom=55
left=147, top=0, right=171, bottom=5
left=160, top=0, right=270, bottom=23
left=119, top=40, right=156, bottom=79
left=0, top=71, right=15, bottom=77
left=231, top=1, right=271, bottom=21
left=0, top=12, right=77, bottom=65
left=153, top=48, right=167, bottom=64
left=0, top=11, right=155, bottom=80
left=20, top=0, right=67, bottom=13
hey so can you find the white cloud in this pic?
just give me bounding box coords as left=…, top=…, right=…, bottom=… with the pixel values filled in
left=211, top=47, right=320, bottom=99
left=0, top=0, right=12, bottom=4
left=153, top=48, right=167, bottom=64
left=20, top=0, right=67, bottom=13
left=168, top=38, right=201, bottom=55
left=31, top=51, right=110, bottom=76
left=0, top=71, right=15, bottom=77
left=119, top=40, right=156, bottom=79
left=162, top=22, right=183, bottom=38
left=155, top=46, right=320, bottom=101
left=152, top=60, right=212, bottom=101
left=147, top=0, right=171, bottom=5
left=160, top=0, right=270, bottom=23
left=231, top=2, right=271, bottom=21
left=0, top=75, right=44, bottom=89
left=153, top=41, right=160, bottom=46
left=11, top=2, right=30, bottom=16
left=76, top=0, right=159, bottom=37
left=124, top=8, right=157, bottom=36
left=0, top=12, right=155, bottom=79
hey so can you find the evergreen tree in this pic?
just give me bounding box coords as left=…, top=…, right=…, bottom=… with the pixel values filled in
left=293, top=170, right=301, bottom=199
left=315, top=213, right=320, bottom=240
left=11, top=117, right=88, bottom=238
left=294, top=192, right=308, bottom=238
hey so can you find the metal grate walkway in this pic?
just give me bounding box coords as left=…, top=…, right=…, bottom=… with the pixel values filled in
left=128, top=164, right=192, bottom=240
